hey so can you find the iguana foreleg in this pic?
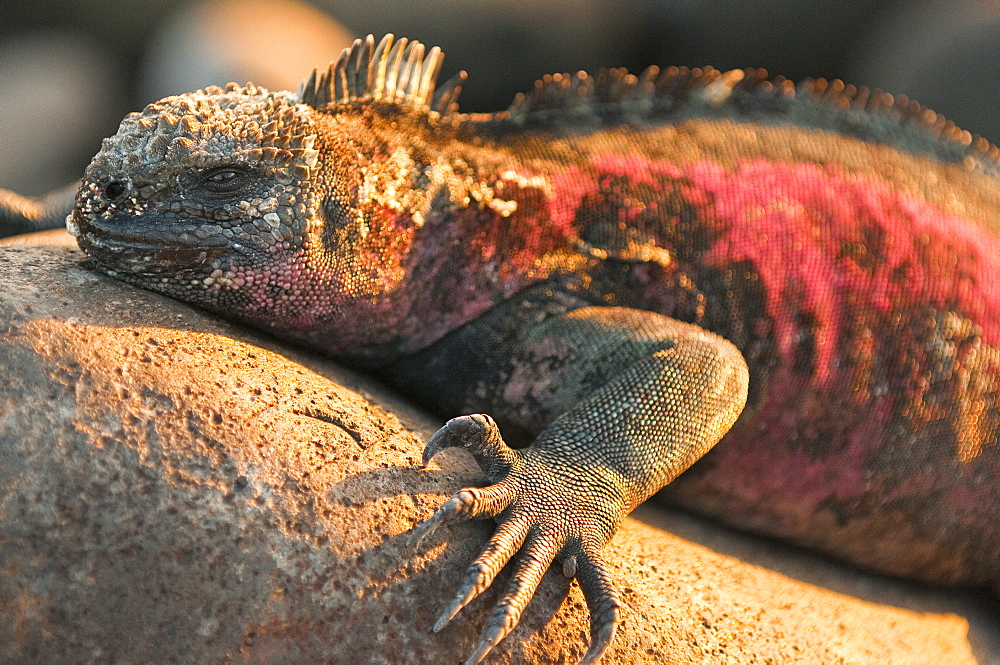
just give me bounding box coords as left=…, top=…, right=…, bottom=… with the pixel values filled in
left=396, top=294, right=749, bottom=664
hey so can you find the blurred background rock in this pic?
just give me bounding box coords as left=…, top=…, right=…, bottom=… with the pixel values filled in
left=0, top=0, right=997, bottom=196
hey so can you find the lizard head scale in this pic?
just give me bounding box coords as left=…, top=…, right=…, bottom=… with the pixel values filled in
left=70, top=34, right=472, bottom=365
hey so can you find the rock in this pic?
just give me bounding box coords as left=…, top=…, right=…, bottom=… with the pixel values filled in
left=1, top=245, right=996, bottom=664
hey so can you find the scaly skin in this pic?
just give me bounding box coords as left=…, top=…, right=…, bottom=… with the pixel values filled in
left=56, top=34, right=1000, bottom=663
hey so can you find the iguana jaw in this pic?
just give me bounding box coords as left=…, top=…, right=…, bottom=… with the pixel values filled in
left=70, top=209, right=230, bottom=276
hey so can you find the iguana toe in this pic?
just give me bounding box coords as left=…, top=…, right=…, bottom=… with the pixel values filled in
left=461, top=531, right=560, bottom=664
left=433, top=516, right=532, bottom=631
left=408, top=483, right=517, bottom=547
left=417, top=413, right=626, bottom=663
left=422, top=414, right=518, bottom=480
left=575, top=548, right=621, bottom=664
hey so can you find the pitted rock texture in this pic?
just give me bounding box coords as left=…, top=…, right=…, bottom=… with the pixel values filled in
left=0, top=245, right=996, bottom=665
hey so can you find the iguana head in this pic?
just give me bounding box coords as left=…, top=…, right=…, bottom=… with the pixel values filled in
left=70, top=35, right=468, bottom=363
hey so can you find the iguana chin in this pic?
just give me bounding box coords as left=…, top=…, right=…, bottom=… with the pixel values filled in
left=53, top=33, right=1000, bottom=664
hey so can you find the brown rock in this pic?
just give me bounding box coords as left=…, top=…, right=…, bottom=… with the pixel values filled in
left=0, top=245, right=996, bottom=664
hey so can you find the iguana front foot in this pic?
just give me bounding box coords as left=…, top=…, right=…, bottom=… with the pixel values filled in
left=412, top=414, right=623, bottom=665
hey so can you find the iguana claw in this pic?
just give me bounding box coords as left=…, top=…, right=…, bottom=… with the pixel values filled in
left=421, top=414, right=518, bottom=477
left=414, top=414, right=623, bottom=664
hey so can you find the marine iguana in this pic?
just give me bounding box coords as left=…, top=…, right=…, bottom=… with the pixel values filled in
left=7, top=33, right=999, bottom=664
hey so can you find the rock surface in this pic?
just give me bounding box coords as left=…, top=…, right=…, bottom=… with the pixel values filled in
left=1, top=243, right=997, bottom=664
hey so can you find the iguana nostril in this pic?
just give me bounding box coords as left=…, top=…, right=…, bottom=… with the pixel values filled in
left=104, top=180, right=126, bottom=201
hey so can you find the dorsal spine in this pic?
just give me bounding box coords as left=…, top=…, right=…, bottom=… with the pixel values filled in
left=297, top=34, right=466, bottom=117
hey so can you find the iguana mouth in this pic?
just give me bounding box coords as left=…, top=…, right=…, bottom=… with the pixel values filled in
left=71, top=210, right=230, bottom=275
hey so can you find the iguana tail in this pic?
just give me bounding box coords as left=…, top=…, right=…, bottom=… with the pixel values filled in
left=0, top=182, right=79, bottom=238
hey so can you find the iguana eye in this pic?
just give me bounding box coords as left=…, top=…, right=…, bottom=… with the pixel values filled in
left=199, top=167, right=249, bottom=192
left=191, top=165, right=257, bottom=199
